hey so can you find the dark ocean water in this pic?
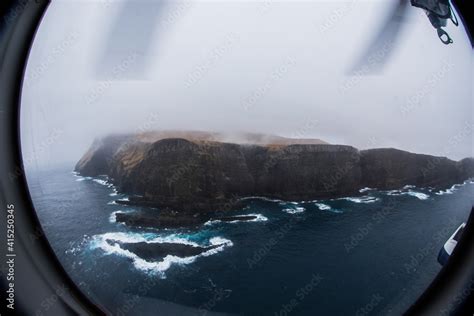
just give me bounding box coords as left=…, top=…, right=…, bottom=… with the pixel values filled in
left=26, top=166, right=474, bottom=316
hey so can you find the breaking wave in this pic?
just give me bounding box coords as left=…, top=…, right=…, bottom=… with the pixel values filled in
left=204, top=213, right=268, bottom=225
left=89, top=232, right=233, bottom=276
left=92, top=178, right=114, bottom=187
left=405, top=191, right=430, bottom=200
left=315, top=203, right=343, bottom=213
left=340, top=196, right=380, bottom=204
left=386, top=187, right=430, bottom=200
left=240, top=196, right=283, bottom=203
left=435, top=184, right=462, bottom=196
left=282, top=207, right=305, bottom=214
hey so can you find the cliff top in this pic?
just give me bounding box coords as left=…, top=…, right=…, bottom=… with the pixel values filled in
left=107, top=130, right=329, bottom=147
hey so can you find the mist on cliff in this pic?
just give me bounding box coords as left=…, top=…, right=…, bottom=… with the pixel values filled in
left=20, top=0, right=473, bottom=170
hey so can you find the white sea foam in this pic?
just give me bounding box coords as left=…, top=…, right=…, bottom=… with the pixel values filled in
left=92, top=178, right=108, bottom=186
left=282, top=207, right=305, bottom=214
left=204, top=220, right=220, bottom=226
left=109, top=210, right=127, bottom=223
left=435, top=188, right=456, bottom=196
left=65, top=235, right=91, bottom=255
left=205, top=213, right=268, bottom=225
left=359, top=187, right=373, bottom=193
left=435, top=180, right=474, bottom=195
left=435, top=184, right=462, bottom=195
left=75, top=176, right=92, bottom=182
left=209, top=237, right=233, bottom=247
left=279, top=201, right=305, bottom=209
left=386, top=189, right=430, bottom=200
left=405, top=191, right=429, bottom=200
left=403, top=185, right=416, bottom=189
left=340, top=196, right=380, bottom=204
left=240, top=196, right=283, bottom=203
left=92, top=232, right=199, bottom=250
left=315, top=203, right=342, bottom=213
left=90, top=232, right=233, bottom=276
left=248, top=213, right=269, bottom=222
left=107, top=201, right=117, bottom=205
left=92, top=178, right=114, bottom=188
left=315, top=203, right=331, bottom=210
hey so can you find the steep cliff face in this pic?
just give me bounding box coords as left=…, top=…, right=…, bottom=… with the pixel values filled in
left=75, top=133, right=474, bottom=212
left=459, top=158, right=474, bottom=177
left=360, top=149, right=466, bottom=189
left=75, top=134, right=132, bottom=177
left=125, top=139, right=255, bottom=211
left=250, top=144, right=362, bottom=200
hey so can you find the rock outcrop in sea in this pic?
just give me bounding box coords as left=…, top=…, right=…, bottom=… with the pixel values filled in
left=75, top=131, right=474, bottom=214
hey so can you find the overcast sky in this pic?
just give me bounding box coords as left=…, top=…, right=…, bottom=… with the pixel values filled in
left=21, top=0, right=473, bottom=170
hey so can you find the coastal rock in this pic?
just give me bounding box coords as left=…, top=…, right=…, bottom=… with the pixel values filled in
left=115, top=211, right=208, bottom=229
left=76, top=132, right=474, bottom=213
left=75, top=134, right=133, bottom=177
left=110, top=240, right=222, bottom=261
left=360, top=148, right=467, bottom=189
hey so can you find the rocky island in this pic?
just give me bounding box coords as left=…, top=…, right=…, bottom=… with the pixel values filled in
left=111, top=240, right=223, bottom=261
left=75, top=131, right=474, bottom=228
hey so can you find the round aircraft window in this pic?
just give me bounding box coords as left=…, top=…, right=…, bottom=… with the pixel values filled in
left=21, top=1, right=473, bottom=315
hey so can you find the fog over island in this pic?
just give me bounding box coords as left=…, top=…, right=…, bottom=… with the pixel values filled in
left=17, top=2, right=474, bottom=314
left=20, top=0, right=473, bottom=171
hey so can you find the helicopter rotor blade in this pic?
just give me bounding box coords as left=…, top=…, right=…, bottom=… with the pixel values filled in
left=347, top=0, right=410, bottom=75
left=93, top=0, right=167, bottom=80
